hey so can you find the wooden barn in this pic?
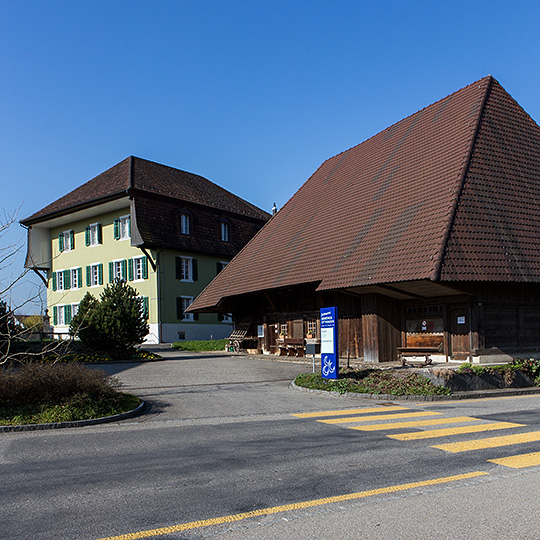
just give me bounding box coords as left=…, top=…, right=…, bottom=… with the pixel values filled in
left=189, top=76, right=540, bottom=364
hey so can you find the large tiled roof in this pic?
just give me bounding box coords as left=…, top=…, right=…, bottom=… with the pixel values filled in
left=190, top=76, right=540, bottom=311
left=21, top=156, right=269, bottom=224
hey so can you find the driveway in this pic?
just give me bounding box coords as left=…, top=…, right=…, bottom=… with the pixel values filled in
left=94, top=349, right=338, bottom=422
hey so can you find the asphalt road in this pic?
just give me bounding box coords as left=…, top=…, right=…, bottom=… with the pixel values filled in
left=2, top=351, right=540, bottom=540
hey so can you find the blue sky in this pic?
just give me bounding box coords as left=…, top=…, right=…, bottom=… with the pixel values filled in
left=2, top=0, right=540, bottom=311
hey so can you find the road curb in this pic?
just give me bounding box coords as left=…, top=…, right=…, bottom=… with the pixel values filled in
left=289, top=381, right=540, bottom=401
left=0, top=400, right=145, bottom=433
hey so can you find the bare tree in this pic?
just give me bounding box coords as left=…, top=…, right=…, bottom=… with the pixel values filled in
left=0, top=209, right=70, bottom=364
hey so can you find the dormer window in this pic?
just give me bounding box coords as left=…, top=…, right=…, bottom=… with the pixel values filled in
left=220, top=220, right=230, bottom=242
left=180, top=212, right=191, bottom=235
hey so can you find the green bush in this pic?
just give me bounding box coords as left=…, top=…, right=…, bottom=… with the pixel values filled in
left=70, top=280, right=149, bottom=357
left=0, top=363, right=140, bottom=426
left=172, top=339, right=228, bottom=352
left=294, top=369, right=451, bottom=396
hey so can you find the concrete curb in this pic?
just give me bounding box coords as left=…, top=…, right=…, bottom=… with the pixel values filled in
left=0, top=400, right=145, bottom=433
left=289, top=380, right=540, bottom=401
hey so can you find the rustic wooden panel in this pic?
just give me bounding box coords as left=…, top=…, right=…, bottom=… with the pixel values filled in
left=484, top=306, right=518, bottom=348
left=523, top=308, right=540, bottom=347
left=406, top=334, right=443, bottom=348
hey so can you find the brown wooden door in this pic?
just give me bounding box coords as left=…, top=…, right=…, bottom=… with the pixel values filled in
left=450, top=306, right=470, bottom=360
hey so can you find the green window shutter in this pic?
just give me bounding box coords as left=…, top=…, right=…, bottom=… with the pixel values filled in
left=128, top=217, right=131, bottom=237
left=53, top=306, right=58, bottom=326
left=142, top=256, right=148, bottom=279
left=175, top=257, right=182, bottom=280
left=127, top=259, right=134, bottom=281
left=193, top=312, right=199, bottom=321
left=58, top=233, right=64, bottom=252
left=52, top=272, right=57, bottom=291
left=113, top=219, right=120, bottom=240
left=97, top=223, right=102, bottom=244
left=65, top=305, right=72, bottom=324
left=86, top=265, right=91, bottom=287
left=122, top=259, right=127, bottom=280
left=109, top=261, right=114, bottom=283
left=64, top=269, right=71, bottom=289
left=98, top=263, right=103, bottom=285
left=218, top=313, right=224, bottom=322
left=77, top=267, right=83, bottom=287
left=143, top=297, right=149, bottom=318
left=70, top=230, right=75, bottom=250
left=85, top=226, right=90, bottom=246
left=192, top=258, right=198, bottom=281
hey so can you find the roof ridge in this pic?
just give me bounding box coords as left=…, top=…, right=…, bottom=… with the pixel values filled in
left=432, top=76, right=494, bottom=281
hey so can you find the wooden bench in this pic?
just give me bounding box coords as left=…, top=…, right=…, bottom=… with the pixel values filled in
left=278, top=338, right=305, bottom=357
left=397, top=344, right=443, bottom=366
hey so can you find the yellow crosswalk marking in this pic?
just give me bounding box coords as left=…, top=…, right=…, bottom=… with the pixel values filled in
left=349, top=416, right=479, bottom=431
left=292, top=406, right=409, bottom=418
left=488, top=451, right=540, bottom=469
left=319, top=411, right=442, bottom=424
left=432, top=430, right=540, bottom=453
left=388, top=422, right=524, bottom=441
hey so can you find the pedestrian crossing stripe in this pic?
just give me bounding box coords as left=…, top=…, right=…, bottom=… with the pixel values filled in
left=488, top=451, right=540, bottom=469
left=292, top=406, right=409, bottom=418
left=388, top=422, right=524, bottom=441
left=318, top=411, right=442, bottom=424
left=432, top=430, right=540, bottom=453
left=349, top=416, right=479, bottom=431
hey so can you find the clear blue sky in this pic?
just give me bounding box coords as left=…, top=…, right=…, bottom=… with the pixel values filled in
left=2, top=0, right=540, bottom=312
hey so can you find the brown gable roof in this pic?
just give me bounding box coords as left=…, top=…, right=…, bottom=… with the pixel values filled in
left=21, top=156, right=269, bottom=225
left=190, top=76, right=540, bottom=311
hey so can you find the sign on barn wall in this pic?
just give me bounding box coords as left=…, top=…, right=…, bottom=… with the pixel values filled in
left=321, top=306, right=338, bottom=379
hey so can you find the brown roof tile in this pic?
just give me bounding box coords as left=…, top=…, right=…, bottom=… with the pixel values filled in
left=21, top=156, right=269, bottom=224
left=191, top=76, right=540, bottom=311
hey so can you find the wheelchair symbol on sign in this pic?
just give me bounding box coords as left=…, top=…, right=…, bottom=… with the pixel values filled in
left=322, top=355, right=336, bottom=377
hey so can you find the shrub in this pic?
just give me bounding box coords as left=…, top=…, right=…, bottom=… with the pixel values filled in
left=0, top=363, right=120, bottom=407
left=172, top=339, right=228, bottom=352
left=294, top=369, right=451, bottom=396
left=70, top=281, right=149, bottom=357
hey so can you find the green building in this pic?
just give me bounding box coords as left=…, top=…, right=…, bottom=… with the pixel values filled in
left=21, top=156, right=269, bottom=343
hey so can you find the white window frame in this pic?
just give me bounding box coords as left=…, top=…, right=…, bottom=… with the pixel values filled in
left=90, top=263, right=100, bottom=287
left=89, top=223, right=100, bottom=246
left=57, top=270, right=65, bottom=291
left=179, top=257, right=193, bottom=282
left=62, top=230, right=73, bottom=251
left=220, top=221, right=230, bottom=242
left=222, top=313, right=233, bottom=323
left=57, top=305, right=65, bottom=326
left=70, top=268, right=80, bottom=289
left=113, top=259, right=126, bottom=281
left=133, top=256, right=145, bottom=281
left=119, top=215, right=130, bottom=240
left=180, top=213, right=190, bottom=235
left=71, top=303, right=79, bottom=317
left=181, top=296, right=194, bottom=321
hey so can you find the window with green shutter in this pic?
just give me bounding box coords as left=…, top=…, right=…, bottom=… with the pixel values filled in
left=52, top=272, right=57, bottom=291
left=113, top=219, right=120, bottom=240
left=64, top=269, right=71, bottom=289
left=65, top=304, right=72, bottom=324
left=58, top=233, right=64, bottom=252
left=52, top=305, right=58, bottom=325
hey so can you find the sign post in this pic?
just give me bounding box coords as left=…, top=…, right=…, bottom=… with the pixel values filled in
left=320, top=307, right=338, bottom=379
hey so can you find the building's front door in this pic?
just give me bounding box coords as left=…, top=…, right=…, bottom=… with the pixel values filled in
left=450, top=306, right=470, bottom=360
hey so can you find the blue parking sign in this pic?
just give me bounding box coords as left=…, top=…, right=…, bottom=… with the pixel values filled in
left=320, top=307, right=338, bottom=379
